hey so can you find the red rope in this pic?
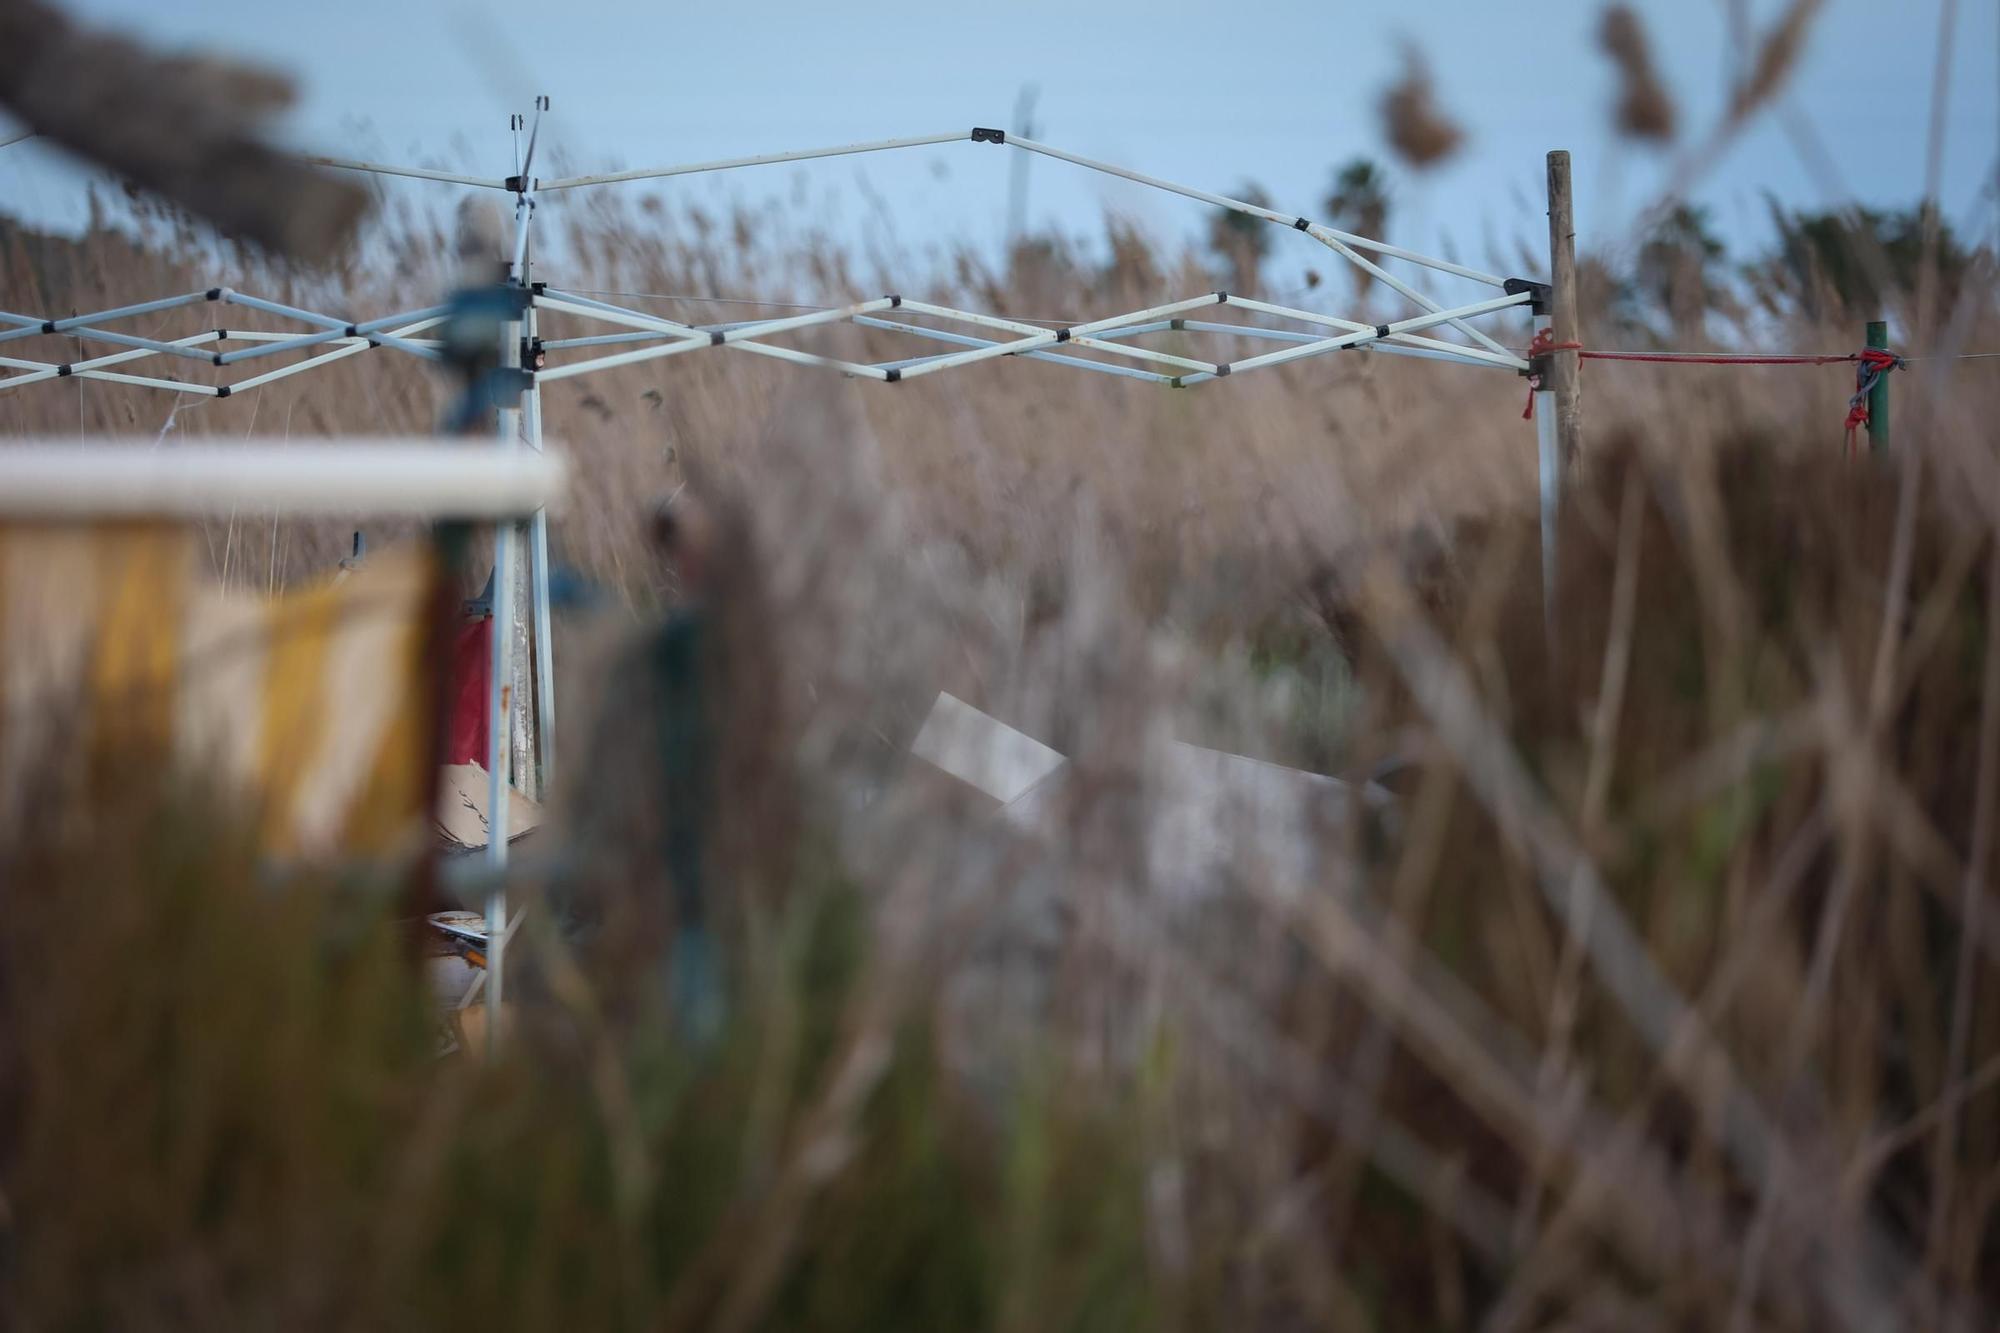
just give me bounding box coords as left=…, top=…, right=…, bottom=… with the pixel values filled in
left=1843, top=347, right=1903, bottom=455
left=1578, top=349, right=1854, bottom=365
left=1519, top=331, right=1903, bottom=450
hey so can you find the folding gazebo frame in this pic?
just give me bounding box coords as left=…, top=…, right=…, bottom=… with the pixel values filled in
left=0, top=101, right=1578, bottom=1017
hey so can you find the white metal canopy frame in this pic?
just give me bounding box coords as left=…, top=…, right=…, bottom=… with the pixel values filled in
left=0, top=102, right=1566, bottom=1048
left=0, top=116, right=1548, bottom=399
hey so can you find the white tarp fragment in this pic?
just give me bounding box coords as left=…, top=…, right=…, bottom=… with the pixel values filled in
left=909, top=692, right=1390, bottom=903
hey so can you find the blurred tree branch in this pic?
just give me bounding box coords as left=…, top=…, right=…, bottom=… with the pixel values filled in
left=0, top=0, right=368, bottom=259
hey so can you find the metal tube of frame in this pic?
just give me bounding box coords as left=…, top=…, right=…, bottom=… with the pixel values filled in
left=524, top=299, right=556, bottom=792
left=534, top=292, right=898, bottom=377
left=897, top=301, right=1217, bottom=373
left=65, top=330, right=220, bottom=365
left=354, top=330, right=440, bottom=361
left=535, top=293, right=701, bottom=336
left=224, top=317, right=447, bottom=393
left=890, top=294, right=1227, bottom=380
left=1066, top=337, right=1216, bottom=373
left=715, top=297, right=898, bottom=342
left=0, top=330, right=223, bottom=390
left=484, top=309, right=522, bottom=1053
left=539, top=330, right=674, bottom=351
left=1532, top=310, right=1560, bottom=655
left=485, top=169, right=537, bottom=1034
left=0, top=290, right=215, bottom=347
left=298, top=153, right=509, bottom=190
left=77, top=370, right=221, bottom=394
left=1076, top=319, right=1180, bottom=341
left=535, top=130, right=967, bottom=192
left=216, top=305, right=451, bottom=365
left=1154, top=321, right=1518, bottom=369
left=45, top=290, right=215, bottom=330
left=511, top=194, right=535, bottom=280
left=216, top=325, right=363, bottom=365
left=1221, top=295, right=1529, bottom=370
left=724, top=340, right=890, bottom=379
left=1101, top=320, right=1319, bottom=345
left=1299, top=230, right=1517, bottom=360
left=58, top=325, right=233, bottom=363
left=859, top=317, right=1174, bottom=383
left=533, top=335, right=710, bottom=382
left=536, top=288, right=700, bottom=325
left=221, top=329, right=442, bottom=346
left=216, top=289, right=351, bottom=331
left=1002, top=135, right=1507, bottom=288
left=1177, top=291, right=1528, bottom=383
left=1299, top=223, right=1507, bottom=290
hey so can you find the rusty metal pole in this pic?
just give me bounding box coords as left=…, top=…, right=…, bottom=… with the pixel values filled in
left=1546, top=150, right=1583, bottom=467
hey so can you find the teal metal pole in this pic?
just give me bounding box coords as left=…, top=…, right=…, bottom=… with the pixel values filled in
left=1867, top=319, right=1890, bottom=453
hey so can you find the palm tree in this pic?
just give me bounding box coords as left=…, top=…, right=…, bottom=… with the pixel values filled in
left=1322, top=158, right=1391, bottom=308
left=1207, top=182, right=1274, bottom=296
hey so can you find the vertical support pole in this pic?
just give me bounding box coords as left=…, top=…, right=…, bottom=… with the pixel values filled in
left=479, top=94, right=549, bottom=1057
left=525, top=299, right=556, bottom=790
left=1545, top=150, right=1583, bottom=467
left=1533, top=309, right=1560, bottom=659
left=483, top=317, right=519, bottom=1055
left=1866, top=319, right=1890, bottom=453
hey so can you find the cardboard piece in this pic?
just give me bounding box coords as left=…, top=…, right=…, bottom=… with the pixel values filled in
left=435, top=762, right=544, bottom=851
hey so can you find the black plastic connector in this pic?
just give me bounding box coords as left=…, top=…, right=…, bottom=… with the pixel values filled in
left=1215, top=291, right=1229, bottom=303
left=215, top=385, right=232, bottom=398
left=1214, top=363, right=1231, bottom=377
left=531, top=281, right=547, bottom=295
left=1054, top=327, right=1071, bottom=343
left=885, top=367, right=902, bottom=383
left=214, top=328, right=228, bottom=340
left=1503, top=277, right=1551, bottom=316
left=344, top=324, right=360, bottom=337
left=56, top=364, right=71, bottom=377
left=206, top=287, right=223, bottom=301
left=1375, top=324, right=1391, bottom=339
left=40, top=320, right=55, bottom=334
left=505, top=175, right=527, bottom=193
left=970, top=127, right=1006, bottom=144
left=889, top=294, right=902, bottom=308
left=1169, top=318, right=1185, bottom=331
left=211, top=353, right=224, bottom=366
left=1293, top=217, right=1310, bottom=230
left=1170, top=376, right=1185, bottom=389
left=709, top=330, right=726, bottom=346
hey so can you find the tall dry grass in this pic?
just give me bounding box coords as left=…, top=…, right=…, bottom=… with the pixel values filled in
left=5, top=44, right=2000, bottom=1326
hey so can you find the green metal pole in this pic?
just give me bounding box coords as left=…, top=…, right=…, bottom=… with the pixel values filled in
left=1866, top=319, right=1890, bottom=453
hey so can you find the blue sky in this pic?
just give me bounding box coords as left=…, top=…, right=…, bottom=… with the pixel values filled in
left=2, top=1, right=1994, bottom=296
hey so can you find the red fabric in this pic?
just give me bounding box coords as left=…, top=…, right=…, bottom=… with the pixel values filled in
left=446, top=617, right=491, bottom=766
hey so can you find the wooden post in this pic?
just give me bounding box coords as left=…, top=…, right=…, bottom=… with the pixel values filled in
left=1546, top=150, right=1583, bottom=466
left=1866, top=319, right=1890, bottom=453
